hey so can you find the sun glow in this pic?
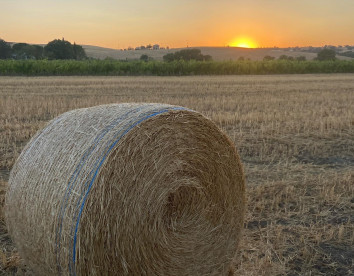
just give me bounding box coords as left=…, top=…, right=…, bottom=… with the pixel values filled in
left=229, top=37, right=258, bottom=48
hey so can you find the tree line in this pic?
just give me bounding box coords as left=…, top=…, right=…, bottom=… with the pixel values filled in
left=0, top=38, right=87, bottom=60
left=260, top=49, right=337, bottom=62
left=160, top=48, right=337, bottom=62
left=0, top=38, right=344, bottom=63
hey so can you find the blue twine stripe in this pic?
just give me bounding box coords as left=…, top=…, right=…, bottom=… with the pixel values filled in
left=68, top=111, right=145, bottom=235
left=55, top=105, right=152, bottom=272
left=55, top=107, right=145, bottom=243
left=66, top=108, right=157, bottom=275
left=69, top=107, right=186, bottom=275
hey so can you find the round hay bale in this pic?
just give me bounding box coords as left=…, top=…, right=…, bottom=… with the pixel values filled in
left=5, top=103, right=245, bottom=275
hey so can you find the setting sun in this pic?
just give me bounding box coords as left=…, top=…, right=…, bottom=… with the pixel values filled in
left=229, top=37, right=258, bottom=48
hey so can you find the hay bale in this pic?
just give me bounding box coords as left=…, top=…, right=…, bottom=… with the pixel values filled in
left=5, top=103, right=245, bottom=275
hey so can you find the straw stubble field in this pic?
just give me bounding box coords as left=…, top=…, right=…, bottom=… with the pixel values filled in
left=0, top=74, right=353, bottom=275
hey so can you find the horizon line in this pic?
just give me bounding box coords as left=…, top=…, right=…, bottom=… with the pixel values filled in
left=4, top=40, right=354, bottom=50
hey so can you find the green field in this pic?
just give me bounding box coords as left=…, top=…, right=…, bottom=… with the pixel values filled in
left=1, top=59, right=354, bottom=76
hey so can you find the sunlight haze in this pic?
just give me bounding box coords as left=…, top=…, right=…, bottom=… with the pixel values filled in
left=1, top=0, right=353, bottom=48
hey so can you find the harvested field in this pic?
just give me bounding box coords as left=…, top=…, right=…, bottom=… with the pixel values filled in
left=0, top=74, right=353, bottom=275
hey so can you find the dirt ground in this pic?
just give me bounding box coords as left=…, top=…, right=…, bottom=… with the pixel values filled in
left=0, top=75, right=353, bottom=275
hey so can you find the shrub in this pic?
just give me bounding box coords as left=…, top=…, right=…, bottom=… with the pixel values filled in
left=163, top=49, right=212, bottom=62
left=316, top=48, right=336, bottom=61
left=0, top=39, right=12, bottom=59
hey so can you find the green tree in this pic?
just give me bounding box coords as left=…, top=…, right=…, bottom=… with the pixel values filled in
left=279, top=55, right=289, bottom=60
left=203, top=55, right=212, bottom=61
left=0, top=39, right=12, bottom=59
left=73, top=43, right=87, bottom=60
left=338, top=51, right=354, bottom=58
left=140, top=54, right=150, bottom=62
left=12, top=43, right=29, bottom=52
left=263, top=55, right=275, bottom=61
left=12, top=43, right=30, bottom=59
left=44, top=38, right=74, bottom=59
left=296, top=56, right=306, bottom=61
left=163, top=53, right=175, bottom=62
left=163, top=49, right=212, bottom=62
left=316, top=48, right=336, bottom=61
left=33, top=45, right=44, bottom=59
left=174, top=49, right=203, bottom=61
left=12, top=43, right=43, bottom=59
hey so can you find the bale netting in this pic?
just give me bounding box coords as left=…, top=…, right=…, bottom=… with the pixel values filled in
left=5, top=103, right=246, bottom=275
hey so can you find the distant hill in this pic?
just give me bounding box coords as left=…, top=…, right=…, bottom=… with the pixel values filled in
left=82, top=45, right=354, bottom=61
left=6, top=42, right=354, bottom=61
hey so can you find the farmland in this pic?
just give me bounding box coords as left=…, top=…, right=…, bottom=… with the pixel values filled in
left=82, top=46, right=354, bottom=61
left=1, top=59, right=354, bottom=76
left=0, top=74, right=353, bottom=275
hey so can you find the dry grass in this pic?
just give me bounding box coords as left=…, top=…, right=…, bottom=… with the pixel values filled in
left=0, top=74, right=353, bottom=275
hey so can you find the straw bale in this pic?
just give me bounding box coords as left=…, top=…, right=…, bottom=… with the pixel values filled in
left=5, top=103, right=245, bottom=275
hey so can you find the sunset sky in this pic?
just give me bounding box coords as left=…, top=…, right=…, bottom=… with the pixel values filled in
left=1, top=0, right=353, bottom=49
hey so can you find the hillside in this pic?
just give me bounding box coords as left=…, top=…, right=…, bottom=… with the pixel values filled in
left=7, top=42, right=353, bottom=61
left=82, top=45, right=354, bottom=61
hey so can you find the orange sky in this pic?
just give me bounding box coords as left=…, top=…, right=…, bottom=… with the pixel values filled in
left=1, top=0, right=353, bottom=49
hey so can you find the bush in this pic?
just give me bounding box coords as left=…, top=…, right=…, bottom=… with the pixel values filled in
left=140, top=54, right=152, bottom=62
left=73, top=43, right=87, bottom=60
left=316, top=48, right=336, bottom=61
left=279, top=55, right=289, bottom=60
left=163, top=49, right=212, bottom=62
left=296, top=56, right=307, bottom=61
left=44, top=39, right=87, bottom=60
left=263, top=56, right=275, bottom=61
left=0, top=39, right=12, bottom=59
left=44, top=39, right=74, bottom=60
left=163, top=53, right=175, bottom=62
left=12, top=43, right=44, bottom=60
left=338, top=51, right=354, bottom=58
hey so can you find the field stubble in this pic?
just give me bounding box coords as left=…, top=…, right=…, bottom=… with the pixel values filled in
left=0, top=74, right=353, bottom=275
